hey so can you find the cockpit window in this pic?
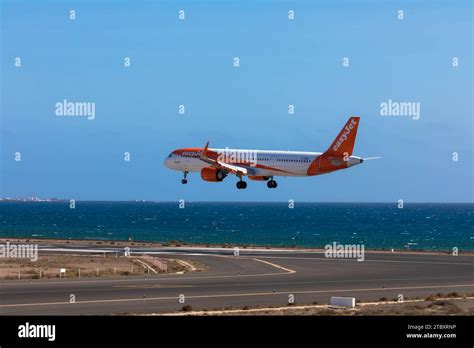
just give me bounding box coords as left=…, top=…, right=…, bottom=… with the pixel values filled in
left=168, top=153, right=173, bottom=158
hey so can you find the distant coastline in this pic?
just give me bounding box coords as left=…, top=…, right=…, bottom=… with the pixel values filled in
left=0, top=197, right=474, bottom=206
left=1, top=199, right=473, bottom=204
left=0, top=197, right=67, bottom=202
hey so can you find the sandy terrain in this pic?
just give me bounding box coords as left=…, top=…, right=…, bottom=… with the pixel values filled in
left=0, top=253, right=204, bottom=279
left=161, top=296, right=474, bottom=316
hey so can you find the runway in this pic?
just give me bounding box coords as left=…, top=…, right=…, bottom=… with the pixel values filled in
left=0, top=247, right=473, bottom=315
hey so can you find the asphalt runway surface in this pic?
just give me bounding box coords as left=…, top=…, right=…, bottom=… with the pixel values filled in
left=0, top=247, right=473, bottom=315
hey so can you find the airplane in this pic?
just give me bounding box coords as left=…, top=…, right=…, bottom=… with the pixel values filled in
left=164, top=116, right=380, bottom=189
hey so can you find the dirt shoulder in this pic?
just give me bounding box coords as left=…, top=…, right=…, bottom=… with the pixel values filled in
left=160, top=296, right=474, bottom=316
left=0, top=253, right=206, bottom=280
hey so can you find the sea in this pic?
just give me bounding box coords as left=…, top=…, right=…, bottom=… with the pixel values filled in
left=0, top=202, right=472, bottom=251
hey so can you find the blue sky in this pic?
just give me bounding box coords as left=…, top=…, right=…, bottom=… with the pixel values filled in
left=1, top=0, right=472, bottom=202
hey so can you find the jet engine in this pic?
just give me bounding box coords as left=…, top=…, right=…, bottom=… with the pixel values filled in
left=200, top=167, right=227, bottom=182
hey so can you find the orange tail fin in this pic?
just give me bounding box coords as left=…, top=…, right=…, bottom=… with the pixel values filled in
left=325, top=116, right=360, bottom=157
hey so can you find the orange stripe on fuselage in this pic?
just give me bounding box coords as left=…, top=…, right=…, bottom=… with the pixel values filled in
left=171, top=148, right=297, bottom=175
left=172, top=148, right=219, bottom=160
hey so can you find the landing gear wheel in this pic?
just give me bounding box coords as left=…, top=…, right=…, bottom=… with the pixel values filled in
left=181, top=171, right=188, bottom=184
left=267, top=180, right=277, bottom=188
left=236, top=181, right=247, bottom=189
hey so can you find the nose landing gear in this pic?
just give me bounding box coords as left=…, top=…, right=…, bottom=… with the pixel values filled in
left=181, top=171, right=188, bottom=184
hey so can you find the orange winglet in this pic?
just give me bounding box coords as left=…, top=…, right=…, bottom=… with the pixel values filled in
left=201, top=142, right=210, bottom=158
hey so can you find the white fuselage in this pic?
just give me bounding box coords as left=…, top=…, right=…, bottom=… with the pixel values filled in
left=164, top=148, right=363, bottom=177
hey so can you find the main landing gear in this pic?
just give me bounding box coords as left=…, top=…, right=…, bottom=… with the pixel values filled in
left=267, top=179, right=277, bottom=189
left=181, top=171, right=188, bottom=184
left=236, top=178, right=247, bottom=189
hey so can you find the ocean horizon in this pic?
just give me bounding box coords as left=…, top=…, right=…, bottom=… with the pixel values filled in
left=0, top=201, right=472, bottom=251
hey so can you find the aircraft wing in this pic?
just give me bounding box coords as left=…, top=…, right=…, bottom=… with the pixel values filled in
left=199, top=142, right=255, bottom=176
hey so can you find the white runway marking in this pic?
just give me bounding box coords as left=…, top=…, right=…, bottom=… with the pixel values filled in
left=255, top=256, right=474, bottom=266
left=1, top=275, right=473, bottom=296
left=174, top=259, right=197, bottom=272
left=252, top=258, right=296, bottom=274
